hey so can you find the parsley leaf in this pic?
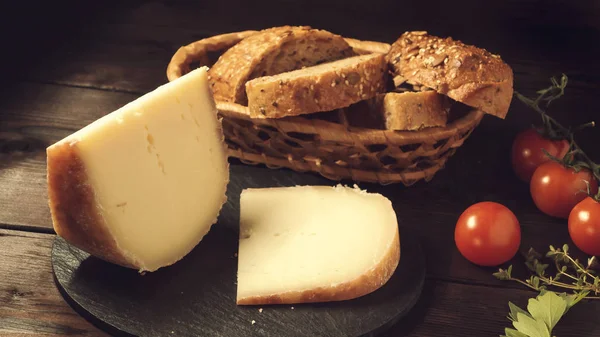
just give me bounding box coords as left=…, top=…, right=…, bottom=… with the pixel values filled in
left=513, top=312, right=550, bottom=337
left=527, top=291, right=566, bottom=331
left=502, top=291, right=578, bottom=337
left=508, top=302, right=531, bottom=322
left=502, top=328, right=530, bottom=337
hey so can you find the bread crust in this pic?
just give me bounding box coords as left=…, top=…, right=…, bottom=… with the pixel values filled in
left=386, top=31, right=513, bottom=118
left=208, top=26, right=355, bottom=105
left=246, top=53, right=387, bottom=118
left=237, top=226, right=400, bottom=305
left=47, top=142, right=138, bottom=269
left=382, top=91, right=449, bottom=130
left=345, top=91, right=449, bottom=130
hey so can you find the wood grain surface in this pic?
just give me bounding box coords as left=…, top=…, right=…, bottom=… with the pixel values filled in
left=0, top=229, right=105, bottom=336
left=1, top=0, right=600, bottom=335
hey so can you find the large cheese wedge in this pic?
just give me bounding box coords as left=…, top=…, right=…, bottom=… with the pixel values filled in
left=47, top=67, right=229, bottom=272
left=237, top=185, right=400, bottom=305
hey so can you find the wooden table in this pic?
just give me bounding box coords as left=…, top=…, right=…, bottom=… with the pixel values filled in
left=1, top=1, right=599, bottom=336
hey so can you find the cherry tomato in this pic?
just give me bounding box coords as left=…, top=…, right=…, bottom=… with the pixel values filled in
left=511, top=128, right=570, bottom=182
left=455, top=202, right=521, bottom=266
left=530, top=161, right=598, bottom=219
left=568, top=197, right=600, bottom=256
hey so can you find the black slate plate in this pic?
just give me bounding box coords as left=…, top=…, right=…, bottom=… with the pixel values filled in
left=51, top=164, right=426, bottom=337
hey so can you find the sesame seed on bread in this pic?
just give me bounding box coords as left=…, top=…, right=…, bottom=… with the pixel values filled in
left=245, top=53, right=387, bottom=118
left=386, top=31, right=513, bottom=118
left=208, top=26, right=356, bottom=106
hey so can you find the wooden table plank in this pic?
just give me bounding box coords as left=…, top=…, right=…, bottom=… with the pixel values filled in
left=1, top=228, right=598, bottom=337
left=0, top=229, right=105, bottom=336
left=0, top=83, right=138, bottom=231
left=0, top=154, right=52, bottom=233
left=22, top=23, right=209, bottom=94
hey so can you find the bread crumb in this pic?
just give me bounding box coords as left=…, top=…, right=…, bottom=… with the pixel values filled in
left=259, top=308, right=263, bottom=313
left=251, top=320, right=256, bottom=325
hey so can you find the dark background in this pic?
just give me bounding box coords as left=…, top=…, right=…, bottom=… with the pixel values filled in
left=2, top=0, right=599, bottom=135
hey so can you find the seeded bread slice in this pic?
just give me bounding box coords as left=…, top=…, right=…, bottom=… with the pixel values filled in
left=208, top=26, right=356, bottom=105
left=344, top=91, right=449, bottom=131
left=386, top=31, right=513, bottom=118
left=246, top=53, right=387, bottom=118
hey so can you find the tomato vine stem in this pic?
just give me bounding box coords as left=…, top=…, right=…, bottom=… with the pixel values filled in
left=515, top=74, right=600, bottom=184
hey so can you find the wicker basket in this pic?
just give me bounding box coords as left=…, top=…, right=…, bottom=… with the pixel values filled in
left=166, top=31, right=485, bottom=186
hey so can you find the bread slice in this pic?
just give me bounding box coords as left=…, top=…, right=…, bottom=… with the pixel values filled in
left=236, top=185, right=400, bottom=305
left=208, top=26, right=356, bottom=105
left=381, top=91, right=449, bottom=130
left=246, top=53, right=387, bottom=118
left=386, top=31, right=513, bottom=118
left=345, top=91, right=449, bottom=131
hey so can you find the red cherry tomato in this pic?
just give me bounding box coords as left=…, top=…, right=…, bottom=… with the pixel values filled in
left=455, top=202, right=521, bottom=266
left=530, top=161, right=598, bottom=219
left=511, top=128, right=570, bottom=182
left=568, top=197, right=600, bottom=256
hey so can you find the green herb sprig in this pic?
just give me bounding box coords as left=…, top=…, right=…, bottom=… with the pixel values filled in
left=494, top=245, right=599, bottom=298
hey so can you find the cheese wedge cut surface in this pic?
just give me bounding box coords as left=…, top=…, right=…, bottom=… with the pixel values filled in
left=237, top=185, right=400, bottom=305
left=47, top=67, right=229, bottom=272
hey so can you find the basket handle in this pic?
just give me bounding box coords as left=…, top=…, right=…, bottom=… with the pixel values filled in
left=166, top=30, right=258, bottom=82
left=165, top=31, right=392, bottom=82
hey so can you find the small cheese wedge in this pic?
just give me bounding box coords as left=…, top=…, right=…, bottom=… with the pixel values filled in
left=237, top=185, right=400, bottom=305
left=47, top=67, right=229, bottom=272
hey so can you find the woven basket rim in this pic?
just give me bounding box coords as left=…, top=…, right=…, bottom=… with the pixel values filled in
left=166, top=30, right=392, bottom=82
left=167, top=30, right=258, bottom=82
left=217, top=101, right=485, bottom=145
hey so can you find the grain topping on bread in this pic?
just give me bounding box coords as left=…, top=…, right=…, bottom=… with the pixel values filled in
left=246, top=53, right=387, bottom=118
left=208, top=26, right=356, bottom=105
left=386, top=31, right=513, bottom=118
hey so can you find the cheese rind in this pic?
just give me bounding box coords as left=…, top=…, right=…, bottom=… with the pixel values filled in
left=236, top=185, right=400, bottom=305
left=47, top=67, right=229, bottom=272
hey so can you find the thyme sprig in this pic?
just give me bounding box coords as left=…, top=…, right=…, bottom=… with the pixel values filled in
left=494, top=245, right=600, bottom=300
